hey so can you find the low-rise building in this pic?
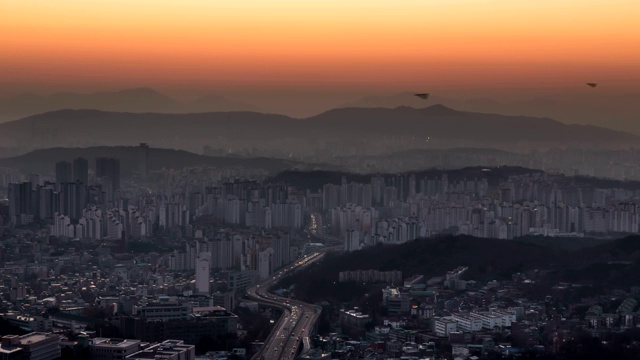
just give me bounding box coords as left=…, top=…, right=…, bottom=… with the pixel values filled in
left=0, top=333, right=61, bottom=360
left=126, top=340, right=194, bottom=360
left=1, top=313, right=52, bottom=333
left=452, top=314, right=483, bottom=332
left=0, top=335, right=24, bottom=360
left=120, top=307, right=238, bottom=344
left=470, top=312, right=503, bottom=330
left=434, top=317, right=457, bottom=337
left=90, top=338, right=142, bottom=360
left=133, top=301, right=190, bottom=322
left=493, top=310, right=517, bottom=327
left=382, top=287, right=411, bottom=314
left=339, top=309, right=370, bottom=330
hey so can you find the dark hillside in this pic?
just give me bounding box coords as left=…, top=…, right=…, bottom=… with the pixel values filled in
left=266, top=170, right=371, bottom=190
left=0, top=146, right=309, bottom=176
left=280, top=235, right=565, bottom=304
left=282, top=235, right=640, bottom=304
left=267, top=166, right=544, bottom=191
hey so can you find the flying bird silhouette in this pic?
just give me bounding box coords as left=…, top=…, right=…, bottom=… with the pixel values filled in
left=586, top=83, right=598, bottom=88
left=414, top=93, right=429, bottom=99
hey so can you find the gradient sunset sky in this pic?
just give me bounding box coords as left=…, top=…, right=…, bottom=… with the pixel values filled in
left=1, top=0, right=639, bottom=100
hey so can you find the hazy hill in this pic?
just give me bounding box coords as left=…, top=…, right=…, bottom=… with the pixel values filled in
left=0, top=105, right=635, bottom=150
left=187, top=94, right=262, bottom=113
left=338, top=92, right=443, bottom=109
left=0, top=109, right=296, bottom=148
left=0, top=88, right=259, bottom=122
left=305, top=105, right=637, bottom=144
left=334, top=147, right=529, bottom=173
left=3, top=88, right=638, bottom=134
left=267, top=166, right=543, bottom=191
left=342, top=92, right=640, bottom=134
left=0, top=146, right=311, bottom=177
left=267, top=170, right=372, bottom=190
left=269, top=166, right=640, bottom=194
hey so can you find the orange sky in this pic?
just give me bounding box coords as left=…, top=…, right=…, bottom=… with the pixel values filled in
left=1, top=0, right=639, bottom=95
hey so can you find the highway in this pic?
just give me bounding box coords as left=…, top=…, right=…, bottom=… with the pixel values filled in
left=247, top=245, right=341, bottom=360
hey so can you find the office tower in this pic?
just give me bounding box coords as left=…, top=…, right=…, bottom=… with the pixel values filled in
left=73, top=157, right=89, bottom=185
left=55, top=161, right=72, bottom=184
left=196, top=252, right=211, bottom=295
left=138, top=143, right=149, bottom=179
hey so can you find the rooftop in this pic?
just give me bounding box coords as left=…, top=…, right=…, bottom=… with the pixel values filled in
left=192, top=306, right=226, bottom=313
left=0, top=347, right=22, bottom=355
left=92, top=338, right=141, bottom=348
left=126, top=340, right=193, bottom=359
left=19, top=333, right=52, bottom=345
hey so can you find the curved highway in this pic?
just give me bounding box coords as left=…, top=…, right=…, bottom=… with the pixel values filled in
left=247, top=245, right=341, bottom=360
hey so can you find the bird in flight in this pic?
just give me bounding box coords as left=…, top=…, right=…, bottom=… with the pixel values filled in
left=586, top=83, right=598, bottom=88
left=414, top=93, right=429, bottom=99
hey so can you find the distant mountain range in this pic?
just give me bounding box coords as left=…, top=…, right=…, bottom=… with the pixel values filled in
left=0, top=146, right=325, bottom=177
left=303, top=105, right=637, bottom=145
left=0, top=105, right=635, bottom=151
left=2, top=88, right=637, bottom=134
left=342, top=92, right=640, bottom=134
left=0, top=88, right=260, bottom=122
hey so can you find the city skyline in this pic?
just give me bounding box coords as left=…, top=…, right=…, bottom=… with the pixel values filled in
left=1, top=2, right=640, bottom=359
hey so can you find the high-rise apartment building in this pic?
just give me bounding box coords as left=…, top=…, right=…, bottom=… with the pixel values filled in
left=257, top=247, right=274, bottom=280
left=271, top=234, right=290, bottom=270
left=55, top=161, right=72, bottom=184
left=344, top=229, right=360, bottom=252
left=60, top=181, right=87, bottom=220
left=72, top=157, right=89, bottom=185
left=96, top=158, right=120, bottom=201
left=138, top=143, right=149, bottom=179
left=196, top=252, right=211, bottom=295
left=8, top=182, right=35, bottom=225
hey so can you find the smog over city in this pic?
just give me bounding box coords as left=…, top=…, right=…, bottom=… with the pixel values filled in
left=1, top=1, right=639, bottom=360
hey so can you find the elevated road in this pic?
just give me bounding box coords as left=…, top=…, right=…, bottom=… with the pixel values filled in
left=247, top=245, right=341, bottom=360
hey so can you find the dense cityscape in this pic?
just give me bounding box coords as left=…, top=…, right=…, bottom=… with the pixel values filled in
left=0, top=144, right=639, bottom=359
left=2, top=1, right=639, bottom=359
